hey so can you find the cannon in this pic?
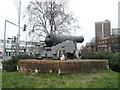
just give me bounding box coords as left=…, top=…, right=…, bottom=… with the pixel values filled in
left=35, top=33, right=84, bottom=59
left=45, top=33, right=84, bottom=46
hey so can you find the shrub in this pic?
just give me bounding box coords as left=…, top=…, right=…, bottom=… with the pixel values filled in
left=2, top=59, right=17, bottom=72
left=81, top=52, right=120, bottom=72
left=2, top=55, right=36, bottom=72
left=109, top=53, right=120, bottom=72
left=81, top=51, right=112, bottom=59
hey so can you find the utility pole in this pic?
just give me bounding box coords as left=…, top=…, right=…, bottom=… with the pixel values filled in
left=3, top=20, right=7, bottom=60
left=3, top=20, right=24, bottom=60
left=16, top=0, right=21, bottom=55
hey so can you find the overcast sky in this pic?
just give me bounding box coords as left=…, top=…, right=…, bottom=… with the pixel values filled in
left=0, top=0, right=119, bottom=46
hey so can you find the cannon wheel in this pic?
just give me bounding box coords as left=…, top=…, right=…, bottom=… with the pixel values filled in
left=75, top=50, right=81, bottom=59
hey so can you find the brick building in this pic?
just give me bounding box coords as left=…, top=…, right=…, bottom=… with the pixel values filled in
left=95, top=20, right=111, bottom=52
left=112, top=28, right=120, bottom=35
left=97, top=35, right=120, bottom=52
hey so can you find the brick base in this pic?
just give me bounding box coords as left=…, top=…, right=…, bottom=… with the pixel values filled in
left=17, top=59, right=109, bottom=74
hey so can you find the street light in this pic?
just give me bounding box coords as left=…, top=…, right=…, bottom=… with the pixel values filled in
left=3, top=20, right=27, bottom=60
left=17, top=0, right=21, bottom=56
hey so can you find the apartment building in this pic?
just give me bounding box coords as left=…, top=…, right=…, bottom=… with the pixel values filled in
left=95, top=20, right=111, bottom=41
left=97, top=35, right=120, bottom=52
left=0, top=39, right=38, bottom=58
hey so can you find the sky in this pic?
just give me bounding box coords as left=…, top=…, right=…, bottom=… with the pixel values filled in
left=0, top=0, right=119, bottom=46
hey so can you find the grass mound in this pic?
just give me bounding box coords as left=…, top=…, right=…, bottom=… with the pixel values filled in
left=2, top=69, right=119, bottom=88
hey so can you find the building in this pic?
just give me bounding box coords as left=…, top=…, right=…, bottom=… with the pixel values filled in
left=109, top=35, right=120, bottom=52
left=0, top=39, right=38, bottom=58
left=81, top=34, right=120, bottom=54
left=95, top=20, right=111, bottom=41
left=97, top=35, right=120, bottom=52
left=97, top=37, right=110, bottom=52
left=95, top=20, right=111, bottom=52
left=112, top=28, right=120, bottom=35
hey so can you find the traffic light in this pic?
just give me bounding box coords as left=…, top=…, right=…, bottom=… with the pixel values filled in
left=13, top=36, right=16, bottom=43
left=23, top=24, right=27, bottom=31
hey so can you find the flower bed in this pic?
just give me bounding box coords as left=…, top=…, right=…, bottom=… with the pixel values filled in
left=17, top=59, right=109, bottom=74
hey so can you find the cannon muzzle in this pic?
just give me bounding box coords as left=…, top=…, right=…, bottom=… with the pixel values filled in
left=45, top=33, right=84, bottom=46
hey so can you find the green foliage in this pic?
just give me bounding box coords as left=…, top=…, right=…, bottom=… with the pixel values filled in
left=2, top=55, right=36, bottom=72
left=2, top=60, right=17, bottom=72
left=2, top=70, right=119, bottom=88
left=81, top=51, right=112, bottom=59
left=81, top=52, right=120, bottom=72
left=109, top=53, right=120, bottom=72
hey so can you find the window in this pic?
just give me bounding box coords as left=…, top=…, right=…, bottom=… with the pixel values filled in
left=105, top=49, right=107, bottom=51
left=7, top=40, right=10, bottom=44
left=0, top=45, right=3, bottom=49
left=102, top=41, right=104, bottom=43
left=112, top=40, right=114, bottom=42
left=105, top=40, right=107, bottom=43
left=104, top=45, right=107, bottom=47
left=0, top=40, right=3, bottom=43
left=116, top=44, right=119, bottom=46
left=20, top=41, right=25, bottom=45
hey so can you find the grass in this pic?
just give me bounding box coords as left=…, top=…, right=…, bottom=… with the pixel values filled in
left=0, top=71, right=2, bottom=90
left=2, top=69, right=119, bottom=88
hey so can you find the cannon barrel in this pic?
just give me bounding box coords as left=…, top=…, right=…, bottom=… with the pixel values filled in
left=45, top=33, right=84, bottom=46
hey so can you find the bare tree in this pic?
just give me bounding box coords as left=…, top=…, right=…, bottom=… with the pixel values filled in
left=24, top=0, right=80, bottom=41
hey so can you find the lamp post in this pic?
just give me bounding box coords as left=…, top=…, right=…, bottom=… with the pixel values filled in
left=3, top=20, right=7, bottom=60
left=3, top=20, right=26, bottom=60
left=17, top=0, right=21, bottom=56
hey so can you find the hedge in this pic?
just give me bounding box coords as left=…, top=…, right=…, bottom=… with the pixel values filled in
left=81, top=52, right=120, bottom=72
left=81, top=51, right=113, bottom=59
left=17, top=60, right=109, bottom=74
left=109, top=53, right=120, bottom=72
left=2, top=55, right=36, bottom=72
left=2, top=52, right=119, bottom=72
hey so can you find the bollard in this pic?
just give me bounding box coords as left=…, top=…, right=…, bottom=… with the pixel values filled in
left=35, top=69, right=38, bottom=73
left=58, top=69, right=61, bottom=75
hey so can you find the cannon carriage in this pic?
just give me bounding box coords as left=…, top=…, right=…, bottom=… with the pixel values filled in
left=35, top=33, right=84, bottom=60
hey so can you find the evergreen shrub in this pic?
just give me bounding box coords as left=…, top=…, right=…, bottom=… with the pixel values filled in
left=2, top=55, right=36, bottom=72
